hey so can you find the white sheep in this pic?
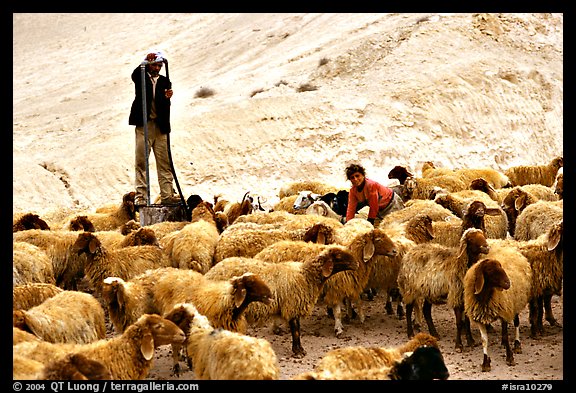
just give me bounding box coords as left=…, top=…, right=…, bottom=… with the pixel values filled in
left=204, top=246, right=359, bottom=357
left=504, top=156, right=563, bottom=187
left=13, top=283, right=63, bottom=311
left=463, top=256, right=532, bottom=372
left=272, top=194, right=306, bottom=215
left=164, top=303, right=280, bottom=380
left=60, top=191, right=137, bottom=232
left=397, top=228, right=490, bottom=351
left=13, top=313, right=186, bottom=380
left=13, top=353, right=112, bottom=380
left=13, top=290, right=106, bottom=344
left=71, top=231, right=171, bottom=295
left=292, top=190, right=322, bottom=211
left=13, top=241, right=56, bottom=286
left=514, top=200, right=563, bottom=241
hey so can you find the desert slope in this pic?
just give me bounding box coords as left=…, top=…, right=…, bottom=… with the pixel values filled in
left=13, top=13, right=562, bottom=215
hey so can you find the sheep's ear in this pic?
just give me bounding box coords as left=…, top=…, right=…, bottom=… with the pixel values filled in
left=426, top=223, right=435, bottom=239
left=316, top=230, right=326, bottom=245
left=547, top=229, right=562, bottom=251
left=233, top=283, right=247, bottom=308
left=363, top=237, right=375, bottom=262
left=514, top=194, right=526, bottom=212
left=321, top=259, right=334, bottom=278
left=88, top=238, right=98, bottom=254
left=140, top=332, right=155, bottom=361
left=485, top=208, right=502, bottom=216
left=474, top=270, right=485, bottom=295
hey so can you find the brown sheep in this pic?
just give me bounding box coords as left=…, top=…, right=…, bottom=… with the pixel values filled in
left=504, top=156, right=563, bottom=187
left=13, top=213, right=51, bottom=232
left=398, top=228, right=490, bottom=351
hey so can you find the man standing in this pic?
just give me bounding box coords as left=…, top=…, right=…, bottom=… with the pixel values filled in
left=129, top=50, right=179, bottom=207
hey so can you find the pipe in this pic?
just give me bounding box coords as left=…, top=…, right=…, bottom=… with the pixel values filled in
left=139, top=62, right=151, bottom=206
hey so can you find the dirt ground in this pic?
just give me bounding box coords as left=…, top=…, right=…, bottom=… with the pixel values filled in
left=145, top=289, right=563, bottom=381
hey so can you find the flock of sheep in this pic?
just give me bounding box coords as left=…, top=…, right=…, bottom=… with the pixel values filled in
left=12, top=155, right=563, bottom=380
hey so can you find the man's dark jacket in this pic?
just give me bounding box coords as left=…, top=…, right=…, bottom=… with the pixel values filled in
left=128, top=66, right=171, bottom=134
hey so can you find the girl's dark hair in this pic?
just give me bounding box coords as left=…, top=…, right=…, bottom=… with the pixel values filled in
left=345, top=163, right=366, bottom=180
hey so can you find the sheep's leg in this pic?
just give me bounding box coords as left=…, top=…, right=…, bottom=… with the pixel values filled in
left=271, top=316, right=287, bottom=335
left=543, top=292, right=561, bottom=327
left=454, top=308, right=476, bottom=349
left=333, top=303, right=345, bottom=338
left=405, top=301, right=415, bottom=338
left=537, top=296, right=545, bottom=335
left=343, top=298, right=356, bottom=321
left=355, top=298, right=366, bottom=324
left=501, top=319, right=515, bottom=367
left=528, top=298, right=540, bottom=339
left=171, top=343, right=182, bottom=376
left=396, top=301, right=405, bottom=320
left=413, top=300, right=423, bottom=331
left=390, top=288, right=404, bottom=319
left=479, top=323, right=491, bottom=372
left=423, top=299, right=439, bottom=338
left=385, top=295, right=393, bottom=314
left=453, top=306, right=465, bottom=352
left=289, top=317, right=306, bottom=358
left=513, top=314, right=522, bottom=354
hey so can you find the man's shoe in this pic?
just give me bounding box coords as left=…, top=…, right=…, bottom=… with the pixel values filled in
left=160, top=196, right=182, bottom=205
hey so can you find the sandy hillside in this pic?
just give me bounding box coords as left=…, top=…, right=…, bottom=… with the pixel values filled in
left=12, top=13, right=564, bottom=383
left=13, top=13, right=562, bottom=216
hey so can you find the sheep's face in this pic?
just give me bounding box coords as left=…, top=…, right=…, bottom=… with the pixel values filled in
left=372, top=229, right=397, bottom=258
left=72, top=233, right=100, bottom=255
left=462, top=229, right=490, bottom=258
left=138, top=314, right=186, bottom=348
left=398, top=346, right=450, bottom=380
left=293, top=191, right=321, bottom=210
left=467, top=201, right=486, bottom=218
left=475, top=259, right=510, bottom=295
left=388, top=166, right=412, bottom=184
left=235, top=273, right=273, bottom=307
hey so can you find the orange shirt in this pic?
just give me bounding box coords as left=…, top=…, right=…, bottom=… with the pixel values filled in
left=346, top=178, right=393, bottom=221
